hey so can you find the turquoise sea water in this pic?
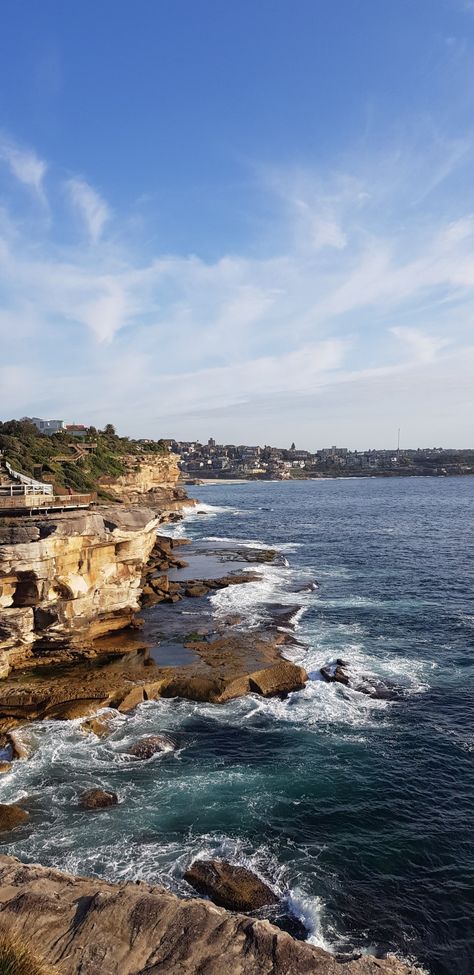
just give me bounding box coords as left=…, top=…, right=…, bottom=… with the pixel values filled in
left=1, top=478, right=473, bottom=974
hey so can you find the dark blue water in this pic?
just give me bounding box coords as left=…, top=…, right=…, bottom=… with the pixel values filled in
left=2, top=478, right=473, bottom=974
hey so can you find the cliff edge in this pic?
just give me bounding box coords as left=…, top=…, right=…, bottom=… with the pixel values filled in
left=0, top=505, right=159, bottom=676
left=0, top=856, right=424, bottom=975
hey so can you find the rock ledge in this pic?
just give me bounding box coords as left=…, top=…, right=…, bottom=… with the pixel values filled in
left=0, top=856, right=424, bottom=975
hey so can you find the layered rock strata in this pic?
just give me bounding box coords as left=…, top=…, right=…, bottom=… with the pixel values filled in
left=0, top=856, right=424, bottom=975
left=100, top=452, right=190, bottom=518
left=0, top=506, right=160, bottom=676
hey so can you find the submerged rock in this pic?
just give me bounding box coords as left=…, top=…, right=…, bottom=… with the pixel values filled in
left=184, top=584, right=209, bottom=598
left=184, top=859, right=278, bottom=911
left=0, top=803, right=29, bottom=831
left=128, top=734, right=176, bottom=759
left=79, top=789, right=118, bottom=810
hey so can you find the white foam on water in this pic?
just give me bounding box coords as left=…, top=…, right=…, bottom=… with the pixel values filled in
left=202, top=535, right=303, bottom=552
left=210, top=560, right=308, bottom=628
left=286, top=889, right=333, bottom=951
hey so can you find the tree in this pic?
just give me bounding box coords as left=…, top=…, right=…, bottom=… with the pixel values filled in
left=290, top=442, right=296, bottom=451
left=103, top=424, right=116, bottom=436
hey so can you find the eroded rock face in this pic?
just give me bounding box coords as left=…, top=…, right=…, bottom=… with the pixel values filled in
left=101, top=454, right=186, bottom=517
left=0, top=856, right=425, bottom=975
left=0, top=505, right=160, bottom=676
left=184, top=859, right=278, bottom=911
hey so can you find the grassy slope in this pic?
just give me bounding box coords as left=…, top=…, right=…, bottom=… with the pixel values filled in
left=0, top=421, right=167, bottom=498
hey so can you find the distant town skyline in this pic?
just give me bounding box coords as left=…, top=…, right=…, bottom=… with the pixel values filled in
left=5, top=415, right=473, bottom=455
left=1, top=2, right=474, bottom=444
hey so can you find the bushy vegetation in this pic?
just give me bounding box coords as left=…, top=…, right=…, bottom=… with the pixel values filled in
left=0, top=420, right=168, bottom=497
left=0, top=934, right=57, bottom=975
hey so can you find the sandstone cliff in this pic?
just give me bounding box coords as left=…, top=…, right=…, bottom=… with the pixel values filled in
left=0, top=506, right=159, bottom=677
left=0, top=857, right=424, bottom=975
left=101, top=452, right=187, bottom=514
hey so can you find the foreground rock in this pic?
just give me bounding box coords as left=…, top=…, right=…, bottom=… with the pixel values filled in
left=79, top=789, right=118, bottom=810
left=0, top=857, right=425, bottom=975
left=184, top=859, right=278, bottom=911
left=0, top=804, right=29, bottom=831
left=0, top=505, right=161, bottom=676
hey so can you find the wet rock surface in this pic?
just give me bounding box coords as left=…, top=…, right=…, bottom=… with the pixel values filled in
left=128, top=734, right=176, bottom=759
left=79, top=788, right=118, bottom=810
left=320, top=661, right=404, bottom=700
left=184, top=859, right=279, bottom=911
left=0, top=804, right=29, bottom=831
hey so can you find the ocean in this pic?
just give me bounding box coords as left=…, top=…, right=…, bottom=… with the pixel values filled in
left=1, top=477, right=473, bottom=975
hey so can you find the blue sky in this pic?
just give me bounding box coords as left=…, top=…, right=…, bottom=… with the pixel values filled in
left=1, top=0, right=474, bottom=447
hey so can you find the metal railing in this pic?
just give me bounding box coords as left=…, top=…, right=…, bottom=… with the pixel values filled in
left=0, top=483, right=53, bottom=496
left=0, top=492, right=95, bottom=512
left=3, top=460, right=53, bottom=494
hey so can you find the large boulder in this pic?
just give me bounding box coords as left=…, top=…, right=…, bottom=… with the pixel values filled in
left=184, top=859, right=278, bottom=912
left=160, top=675, right=223, bottom=702
left=248, top=661, right=308, bottom=698
left=79, top=789, right=118, bottom=810
left=0, top=804, right=29, bottom=831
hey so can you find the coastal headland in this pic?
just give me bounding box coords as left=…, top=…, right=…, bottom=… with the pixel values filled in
left=0, top=451, right=426, bottom=974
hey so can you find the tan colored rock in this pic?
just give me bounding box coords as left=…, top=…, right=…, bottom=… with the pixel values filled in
left=185, top=584, right=209, bottom=598
left=117, top=685, right=145, bottom=712
left=81, top=713, right=116, bottom=738
left=45, top=698, right=107, bottom=721
left=79, top=789, right=118, bottom=810
left=0, top=762, right=11, bottom=774
left=160, top=675, right=223, bottom=702
left=0, top=805, right=29, bottom=831
left=184, top=859, right=278, bottom=911
left=248, top=661, right=308, bottom=698
left=0, top=856, right=425, bottom=975
left=102, top=453, right=180, bottom=502
left=216, top=674, right=252, bottom=702
left=0, top=505, right=160, bottom=675
left=150, top=574, right=169, bottom=593
left=143, top=679, right=167, bottom=700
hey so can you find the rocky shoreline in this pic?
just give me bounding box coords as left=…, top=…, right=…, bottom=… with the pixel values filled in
left=0, top=856, right=423, bottom=975
left=0, top=496, right=426, bottom=974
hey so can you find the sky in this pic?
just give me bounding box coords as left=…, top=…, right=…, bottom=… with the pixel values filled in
left=1, top=0, right=474, bottom=449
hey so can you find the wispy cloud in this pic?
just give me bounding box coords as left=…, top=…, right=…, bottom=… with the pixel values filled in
left=0, top=135, right=47, bottom=201
left=1, top=129, right=474, bottom=444
left=391, top=326, right=451, bottom=363
left=66, top=177, right=111, bottom=244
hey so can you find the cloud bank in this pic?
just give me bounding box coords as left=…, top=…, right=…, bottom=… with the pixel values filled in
left=0, top=132, right=473, bottom=447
